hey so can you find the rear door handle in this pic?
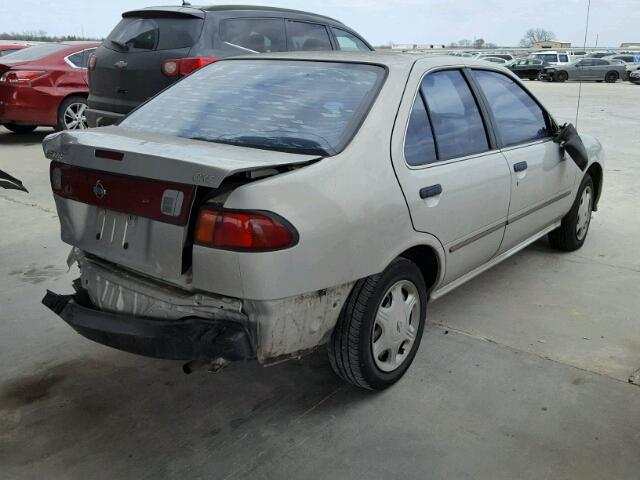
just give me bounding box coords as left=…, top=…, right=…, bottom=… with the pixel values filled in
left=420, top=184, right=442, bottom=199
left=513, top=161, right=528, bottom=172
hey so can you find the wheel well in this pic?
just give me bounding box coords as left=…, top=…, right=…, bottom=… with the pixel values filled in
left=606, top=70, right=619, bottom=77
left=58, top=93, right=88, bottom=113
left=399, top=245, right=440, bottom=294
left=586, top=163, right=603, bottom=211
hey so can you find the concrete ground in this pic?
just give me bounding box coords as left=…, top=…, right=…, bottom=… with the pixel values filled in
left=1, top=81, right=639, bottom=479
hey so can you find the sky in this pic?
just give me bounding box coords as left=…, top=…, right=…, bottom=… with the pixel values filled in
left=0, top=0, right=637, bottom=47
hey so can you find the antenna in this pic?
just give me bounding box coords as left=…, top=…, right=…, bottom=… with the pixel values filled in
left=575, top=0, right=592, bottom=129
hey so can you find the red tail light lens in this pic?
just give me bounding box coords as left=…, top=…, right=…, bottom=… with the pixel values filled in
left=88, top=54, right=97, bottom=71
left=162, top=57, right=217, bottom=77
left=0, top=70, right=46, bottom=86
left=195, top=208, right=297, bottom=251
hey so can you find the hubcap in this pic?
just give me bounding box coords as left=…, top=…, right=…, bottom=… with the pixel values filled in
left=371, top=280, right=420, bottom=373
left=576, top=186, right=593, bottom=241
left=63, top=102, right=88, bottom=130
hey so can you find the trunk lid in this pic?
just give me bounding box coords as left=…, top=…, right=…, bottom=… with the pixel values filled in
left=44, top=127, right=318, bottom=281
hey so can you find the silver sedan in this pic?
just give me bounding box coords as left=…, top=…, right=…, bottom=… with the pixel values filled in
left=540, top=58, right=627, bottom=82
left=43, top=52, right=604, bottom=389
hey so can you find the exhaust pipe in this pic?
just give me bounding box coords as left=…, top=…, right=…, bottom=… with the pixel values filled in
left=182, top=358, right=231, bottom=375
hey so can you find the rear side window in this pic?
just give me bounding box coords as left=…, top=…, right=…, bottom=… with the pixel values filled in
left=420, top=70, right=489, bottom=160
left=332, top=28, right=370, bottom=51
left=0, top=44, right=66, bottom=62
left=106, top=17, right=204, bottom=51
left=286, top=21, right=332, bottom=51
left=404, top=95, right=437, bottom=166
left=594, top=59, right=608, bottom=66
left=220, top=18, right=286, bottom=53
left=66, top=48, right=96, bottom=68
left=559, top=54, right=569, bottom=62
left=472, top=70, right=549, bottom=146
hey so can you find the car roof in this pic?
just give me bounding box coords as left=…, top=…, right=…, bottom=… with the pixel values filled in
left=220, top=51, right=510, bottom=70
left=125, top=4, right=344, bottom=25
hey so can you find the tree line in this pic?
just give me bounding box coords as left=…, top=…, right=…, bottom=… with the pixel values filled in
left=0, top=31, right=101, bottom=42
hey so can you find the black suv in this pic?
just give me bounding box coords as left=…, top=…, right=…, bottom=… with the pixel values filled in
left=87, top=5, right=373, bottom=127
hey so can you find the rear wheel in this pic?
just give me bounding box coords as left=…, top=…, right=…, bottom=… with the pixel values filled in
left=56, top=96, right=88, bottom=131
left=4, top=123, right=37, bottom=134
left=605, top=71, right=619, bottom=83
left=328, top=258, right=427, bottom=390
left=549, top=174, right=594, bottom=251
left=556, top=71, right=568, bottom=82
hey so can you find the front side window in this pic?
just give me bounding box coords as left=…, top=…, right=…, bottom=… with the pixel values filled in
left=121, top=60, right=385, bottom=156
left=220, top=18, right=285, bottom=53
left=286, top=21, right=332, bottom=51
left=332, top=28, right=370, bottom=51
left=404, top=94, right=437, bottom=166
left=471, top=70, right=549, bottom=146
left=420, top=70, right=489, bottom=160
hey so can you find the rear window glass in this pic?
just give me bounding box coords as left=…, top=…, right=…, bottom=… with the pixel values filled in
left=220, top=18, right=286, bottom=53
left=66, top=48, right=96, bottom=68
left=332, top=28, right=371, bottom=51
left=106, top=17, right=204, bottom=51
left=121, top=60, right=385, bottom=156
left=0, top=44, right=67, bottom=62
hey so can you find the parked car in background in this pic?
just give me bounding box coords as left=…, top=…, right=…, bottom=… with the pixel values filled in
left=474, top=53, right=514, bottom=62
left=529, top=51, right=571, bottom=65
left=540, top=58, right=627, bottom=83
left=0, top=42, right=99, bottom=133
left=507, top=58, right=546, bottom=80
left=480, top=56, right=508, bottom=64
left=630, top=70, right=640, bottom=84
left=43, top=53, right=603, bottom=390
left=603, top=54, right=640, bottom=80
left=87, top=5, right=373, bottom=127
left=0, top=43, right=29, bottom=57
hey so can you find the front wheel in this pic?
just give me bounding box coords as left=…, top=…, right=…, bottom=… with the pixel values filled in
left=549, top=174, right=594, bottom=251
left=328, top=258, right=427, bottom=390
left=56, top=96, right=88, bottom=131
left=4, top=123, right=37, bottom=134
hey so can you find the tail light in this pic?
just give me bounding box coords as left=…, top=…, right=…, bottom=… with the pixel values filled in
left=88, top=54, right=97, bottom=71
left=195, top=208, right=297, bottom=251
left=162, top=57, right=217, bottom=77
left=0, top=70, right=46, bottom=86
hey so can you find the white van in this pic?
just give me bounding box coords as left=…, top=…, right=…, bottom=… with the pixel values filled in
left=529, top=51, right=571, bottom=65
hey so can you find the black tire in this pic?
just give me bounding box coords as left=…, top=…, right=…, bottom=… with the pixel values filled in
left=529, top=75, right=538, bottom=81
left=56, top=96, right=88, bottom=131
left=605, top=71, right=619, bottom=83
left=4, top=123, right=37, bottom=134
left=328, top=258, right=427, bottom=390
left=549, top=174, right=595, bottom=251
left=556, top=71, right=568, bottom=82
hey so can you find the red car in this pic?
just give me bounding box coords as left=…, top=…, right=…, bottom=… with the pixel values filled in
left=0, top=42, right=99, bottom=133
left=0, top=43, right=29, bottom=57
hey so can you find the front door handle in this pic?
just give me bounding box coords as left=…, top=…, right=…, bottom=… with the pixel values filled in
left=420, top=184, right=442, bottom=199
left=513, top=161, right=528, bottom=172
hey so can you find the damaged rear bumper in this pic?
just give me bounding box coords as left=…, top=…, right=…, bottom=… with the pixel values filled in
left=42, top=289, right=255, bottom=362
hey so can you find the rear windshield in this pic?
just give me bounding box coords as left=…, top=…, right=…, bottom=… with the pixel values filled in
left=0, top=44, right=67, bottom=62
left=121, top=60, right=386, bottom=156
left=106, top=16, right=204, bottom=51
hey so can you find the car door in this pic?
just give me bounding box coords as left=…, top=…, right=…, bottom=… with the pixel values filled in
left=469, top=69, right=576, bottom=254
left=391, top=64, right=511, bottom=285
left=593, top=59, right=610, bottom=79
left=577, top=59, right=595, bottom=79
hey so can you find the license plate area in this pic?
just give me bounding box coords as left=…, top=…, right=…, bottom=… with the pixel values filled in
left=55, top=197, right=187, bottom=280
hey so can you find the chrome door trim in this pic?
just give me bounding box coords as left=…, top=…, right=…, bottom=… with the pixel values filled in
left=431, top=220, right=562, bottom=300
left=508, top=190, right=572, bottom=225
left=449, top=222, right=506, bottom=253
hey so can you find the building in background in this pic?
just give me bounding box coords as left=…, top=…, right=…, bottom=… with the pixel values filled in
left=532, top=40, right=572, bottom=49
left=620, top=42, right=640, bottom=49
